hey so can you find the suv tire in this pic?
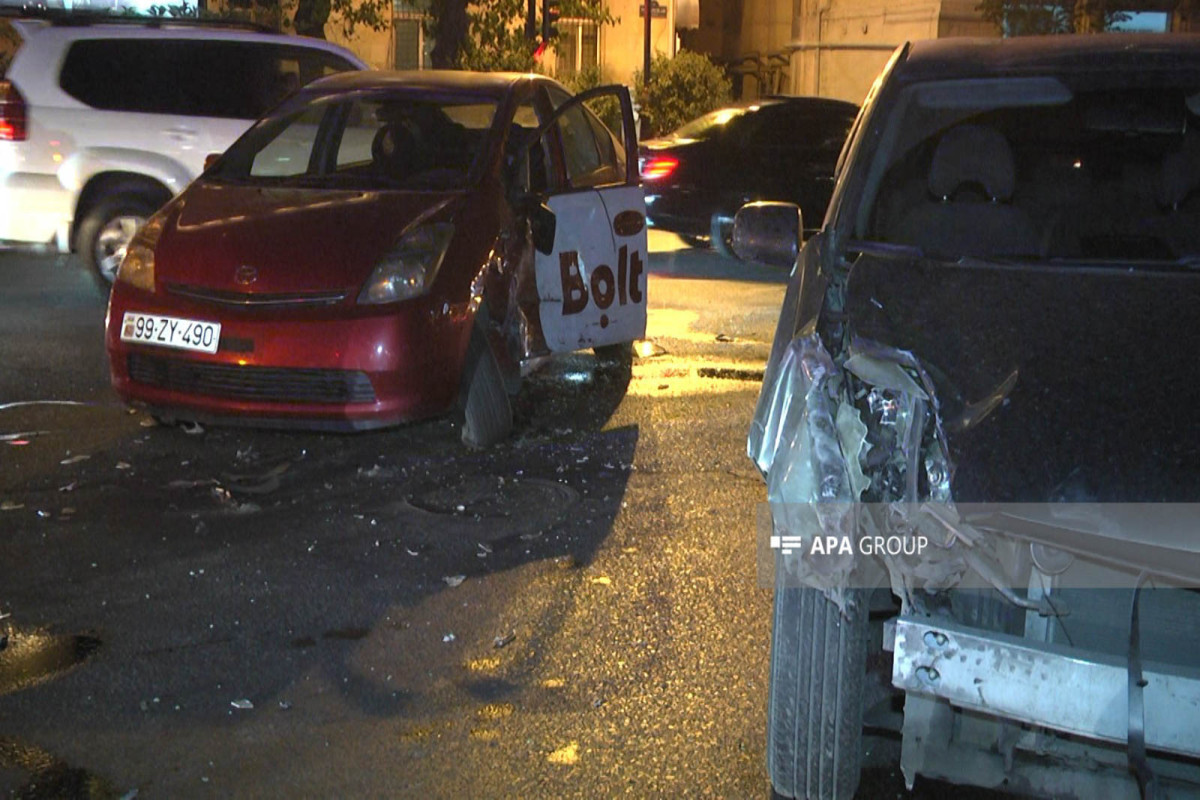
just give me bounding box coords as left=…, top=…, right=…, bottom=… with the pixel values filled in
left=76, top=192, right=163, bottom=284
left=768, top=579, right=868, bottom=800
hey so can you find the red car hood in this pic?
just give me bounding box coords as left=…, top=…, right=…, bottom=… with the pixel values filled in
left=156, top=181, right=463, bottom=296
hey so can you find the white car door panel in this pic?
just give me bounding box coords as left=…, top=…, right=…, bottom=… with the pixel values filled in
left=535, top=189, right=646, bottom=351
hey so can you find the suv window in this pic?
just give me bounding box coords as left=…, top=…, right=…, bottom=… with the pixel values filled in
left=0, top=21, right=21, bottom=76
left=740, top=104, right=856, bottom=151
left=59, top=39, right=356, bottom=119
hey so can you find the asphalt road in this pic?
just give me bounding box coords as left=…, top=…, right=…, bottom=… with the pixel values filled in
left=0, top=239, right=984, bottom=798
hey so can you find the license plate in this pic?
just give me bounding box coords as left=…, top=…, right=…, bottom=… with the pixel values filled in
left=120, top=312, right=221, bottom=354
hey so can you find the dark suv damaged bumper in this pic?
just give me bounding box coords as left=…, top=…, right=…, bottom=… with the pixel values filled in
left=751, top=245, right=1200, bottom=791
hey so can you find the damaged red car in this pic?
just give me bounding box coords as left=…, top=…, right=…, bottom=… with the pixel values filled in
left=104, top=71, right=647, bottom=445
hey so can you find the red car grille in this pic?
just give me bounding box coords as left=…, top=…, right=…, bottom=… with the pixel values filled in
left=127, top=353, right=376, bottom=405
left=167, top=284, right=347, bottom=308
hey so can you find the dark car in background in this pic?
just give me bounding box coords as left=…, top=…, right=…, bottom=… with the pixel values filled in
left=638, top=96, right=857, bottom=254
left=739, top=35, right=1200, bottom=800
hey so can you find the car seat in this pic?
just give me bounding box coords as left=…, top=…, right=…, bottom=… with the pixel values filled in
left=371, top=121, right=431, bottom=182
left=890, top=124, right=1040, bottom=258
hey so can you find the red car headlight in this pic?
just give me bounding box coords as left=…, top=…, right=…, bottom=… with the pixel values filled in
left=358, top=223, right=454, bottom=305
left=115, top=212, right=166, bottom=293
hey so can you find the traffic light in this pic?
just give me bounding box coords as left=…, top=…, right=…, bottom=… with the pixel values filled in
left=541, top=0, right=560, bottom=42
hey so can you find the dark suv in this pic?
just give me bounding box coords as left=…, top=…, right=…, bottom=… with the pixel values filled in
left=740, top=35, right=1200, bottom=800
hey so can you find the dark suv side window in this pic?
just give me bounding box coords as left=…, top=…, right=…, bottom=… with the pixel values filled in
left=741, top=104, right=857, bottom=152
left=60, top=40, right=356, bottom=119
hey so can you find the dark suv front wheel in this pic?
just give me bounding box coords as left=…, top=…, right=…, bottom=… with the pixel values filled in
left=768, top=578, right=869, bottom=800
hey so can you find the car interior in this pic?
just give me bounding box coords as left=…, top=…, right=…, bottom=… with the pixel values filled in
left=863, top=78, right=1200, bottom=262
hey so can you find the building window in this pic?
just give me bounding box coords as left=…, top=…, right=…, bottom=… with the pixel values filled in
left=555, top=20, right=599, bottom=78
left=393, top=11, right=425, bottom=70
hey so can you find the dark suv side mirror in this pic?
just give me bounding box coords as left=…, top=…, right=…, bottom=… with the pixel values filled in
left=731, top=201, right=804, bottom=268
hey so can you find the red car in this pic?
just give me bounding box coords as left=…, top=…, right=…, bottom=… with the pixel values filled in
left=104, top=71, right=647, bottom=446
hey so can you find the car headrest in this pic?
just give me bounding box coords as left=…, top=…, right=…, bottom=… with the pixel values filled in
left=929, top=124, right=1017, bottom=202
left=372, top=122, right=422, bottom=177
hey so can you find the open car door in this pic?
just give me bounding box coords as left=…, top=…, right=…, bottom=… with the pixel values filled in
left=532, top=85, right=647, bottom=353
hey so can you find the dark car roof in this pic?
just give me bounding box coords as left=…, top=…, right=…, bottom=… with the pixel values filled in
left=754, top=95, right=859, bottom=111
left=306, top=69, right=555, bottom=99
left=900, top=34, right=1200, bottom=80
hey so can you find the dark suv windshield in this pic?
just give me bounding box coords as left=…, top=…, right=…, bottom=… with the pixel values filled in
left=210, top=92, right=498, bottom=191
left=861, top=73, right=1200, bottom=263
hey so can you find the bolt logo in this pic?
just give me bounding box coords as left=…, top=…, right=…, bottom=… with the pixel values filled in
left=559, top=245, right=644, bottom=317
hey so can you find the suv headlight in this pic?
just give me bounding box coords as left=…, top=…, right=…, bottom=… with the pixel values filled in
left=116, top=213, right=166, bottom=292
left=358, top=223, right=454, bottom=305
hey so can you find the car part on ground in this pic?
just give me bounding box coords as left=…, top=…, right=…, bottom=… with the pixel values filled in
left=747, top=36, right=1200, bottom=799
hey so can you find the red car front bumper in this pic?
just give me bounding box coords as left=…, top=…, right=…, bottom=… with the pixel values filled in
left=105, top=286, right=472, bottom=431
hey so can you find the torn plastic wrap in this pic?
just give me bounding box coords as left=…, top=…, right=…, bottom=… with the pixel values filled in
left=757, top=333, right=1000, bottom=608
left=758, top=334, right=859, bottom=606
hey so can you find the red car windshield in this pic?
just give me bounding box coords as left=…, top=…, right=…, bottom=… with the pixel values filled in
left=210, top=91, right=498, bottom=191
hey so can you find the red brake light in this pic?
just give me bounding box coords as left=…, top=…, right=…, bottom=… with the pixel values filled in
left=640, top=155, right=678, bottom=181
left=0, top=81, right=27, bottom=142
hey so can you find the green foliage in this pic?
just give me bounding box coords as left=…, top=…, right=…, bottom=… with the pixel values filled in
left=456, top=0, right=539, bottom=72
left=975, top=0, right=1135, bottom=35
left=634, top=50, right=731, bottom=138
left=134, top=0, right=390, bottom=39
left=431, top=0, right=614, bottom=74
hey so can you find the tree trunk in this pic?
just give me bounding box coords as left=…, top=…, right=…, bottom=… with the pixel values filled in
left=294, top=0, right=330, bottom=39
left=431, top=0, right=469, bottom=67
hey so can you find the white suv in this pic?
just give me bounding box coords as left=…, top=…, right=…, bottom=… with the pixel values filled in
left=0, top=13, right=365, bottom=282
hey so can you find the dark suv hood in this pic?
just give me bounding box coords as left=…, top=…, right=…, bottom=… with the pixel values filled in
left=156, top=182, right=462, bottom=296
left=844, top=252, right=1200, bottom=502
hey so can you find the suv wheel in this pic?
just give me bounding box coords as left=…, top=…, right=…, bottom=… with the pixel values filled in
left=76, top=194, right=160, bottom=284
left=768, top=579, right=868, bottom=800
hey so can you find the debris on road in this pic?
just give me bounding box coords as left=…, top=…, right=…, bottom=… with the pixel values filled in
left=443, top=633, right=456, bottom=643
left=547, top=742, right=580, bottom=765
left=634, top=340, right=667, bottom=359
left=230, top=699, right=254, bottom=710
left=493, top=631, right=516, bottom=649
left=60, top=454, right=90, bottom=465
left=443, top=575, right=466, bottom=588
left=210, top=487, right=261, bottom=515
left=166, top=479, right=219, bottom=490
left=222, top=463, right=289, bottom=495
left=180, top=421, right=205, bottom=436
